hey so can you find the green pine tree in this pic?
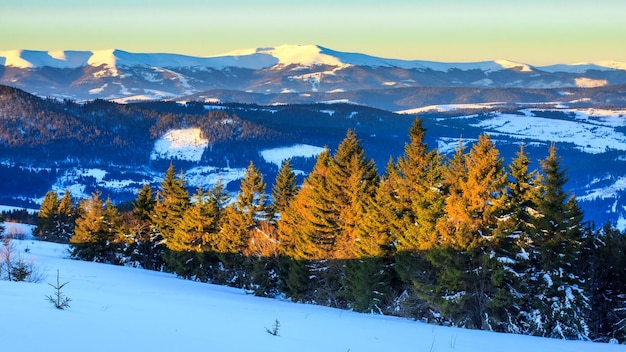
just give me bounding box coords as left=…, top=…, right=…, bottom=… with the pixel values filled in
left=36, top=191, right=60, bottom=241
left=166, top=187, right=219, bottom=281
left=586, top=224, right=626, bottom=342
left=126, top=183, right=164, bottom=271
left=71, top=192, right=124, bottom=263
left=428, top=135, right=510, bottom=329
left=153, top=163, right=190, bottom=249
left=527, top=143, right=589, bottom=339
left=269, top=159, right=298, bottom=223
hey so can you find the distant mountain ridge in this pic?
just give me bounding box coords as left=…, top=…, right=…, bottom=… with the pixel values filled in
left=2, top=45, right=625, bottom=71
left=2, top=45, right=626, bottom=102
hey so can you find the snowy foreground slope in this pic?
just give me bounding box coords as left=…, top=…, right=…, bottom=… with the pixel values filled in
left=1, top=240, right=623, bottom=352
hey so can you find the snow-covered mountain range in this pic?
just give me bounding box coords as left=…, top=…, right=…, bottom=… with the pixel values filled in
left=2, top=45, right=626, bottom=101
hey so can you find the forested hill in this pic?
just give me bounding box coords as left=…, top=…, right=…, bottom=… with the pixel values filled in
left=0, top=85, right=408, bottom=164
left=0, top=85, right=156, bottom=162
left=184, top=83, right=626, bottom=112
left=0, top=85, right=412, bottom=204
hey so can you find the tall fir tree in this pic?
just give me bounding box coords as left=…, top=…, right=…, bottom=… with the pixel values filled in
left=388, top=119, right=446, bottom=319
left=277, top=149, right=335, bottom=303
left=492, top=144, right=541, bottom=334
left=166, top=187, right=219, bottom=281
left=126, top=183, right=164, bottom=271
left=430, top=135, right=511, bottom=329
left=527, top=143, right=589, bottom=339
left=326, top=129, right=379, bottom=258
left=35, top=191, right=60, bottom=241
left=269, top=159, right=298, bottom=224
left=586, top=224, right=626, bottom=342
left=56, top=189, right=76, bottom=243
left=153, top=163, right=190, bottom=250
left=217, top=161, right=269, bottom=256
left=343, top=168, right=397, bottom=312
left=279, top=148, right=336, bottom=260
left=394, top=118, right=445, bottom=252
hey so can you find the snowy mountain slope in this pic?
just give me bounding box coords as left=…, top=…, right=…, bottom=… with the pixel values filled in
left=2, top=45, right=624, bottom=72
left=3, top=45, right=626, bottom=100
left=1, top=238, right=623, bottom=352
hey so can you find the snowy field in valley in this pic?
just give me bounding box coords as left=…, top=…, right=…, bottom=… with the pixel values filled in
left=260, top=144, right=326, bottom=167
left=466, top=109, right=626, bottom=154
left=150, top=128, right=209, bottom=162
left=1, top=236, right=623, bottom=352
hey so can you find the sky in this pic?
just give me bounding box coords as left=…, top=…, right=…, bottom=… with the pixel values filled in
left=1, top=0, right=625, bottom=65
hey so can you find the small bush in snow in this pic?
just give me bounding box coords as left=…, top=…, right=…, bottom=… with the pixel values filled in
left=46, top=270, right=71, bottom=310
left=265, top=319, right=280, bottom=336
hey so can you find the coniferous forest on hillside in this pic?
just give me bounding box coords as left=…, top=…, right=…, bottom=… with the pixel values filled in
left=22, top=120, right=626, bottom=343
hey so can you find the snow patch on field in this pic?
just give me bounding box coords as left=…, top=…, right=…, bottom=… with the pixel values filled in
left=260, top=144, right=326, bottom=167
left=579, top=177, right=626, bottom=202
left=185, top=166, right=246, bottom=189
left=468, top=111, right=626, bottom=154
left=398, top=102, right=506, bottom=114
left=150, top=128, right=208, bottom=162
left=1, top=222, right=35, bottom=239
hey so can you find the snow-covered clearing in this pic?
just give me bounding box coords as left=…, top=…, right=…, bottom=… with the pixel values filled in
left=260, top=144, right=325, bottom=167
left=1, top=238, right=623, bottom=352
left=397, top=102, right=507, bottom=114
left=1, top=222, right=35, bottom=238
left=467, top=110, right=626, bottom=154
left=150, top=128, right=209, bottom=162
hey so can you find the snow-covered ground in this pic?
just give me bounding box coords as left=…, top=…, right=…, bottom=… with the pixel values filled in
left=1, top=222, right=35, bottom=239
left=397, top=102, right=507, bottom=114
left=0, top=238, right=623, bottom=352
left=260, top=144, right=326, bottom=167
left=445, top=109, right=626, bottom=154
left=150, top=128, right=209, bottom=162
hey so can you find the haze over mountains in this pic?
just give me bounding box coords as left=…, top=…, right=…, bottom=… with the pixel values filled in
left=2, top=44, right=626, bottom=102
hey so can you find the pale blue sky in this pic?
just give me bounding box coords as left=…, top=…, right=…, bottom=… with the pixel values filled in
left=1, top=0, right=624, bottom=65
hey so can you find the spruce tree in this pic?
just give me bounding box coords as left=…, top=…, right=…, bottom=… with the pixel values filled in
left=36, top=190, right=76, bottom=243
left=343, top=171, right=396, bottom=312
left=126, top=183, right=163, bottom=271
left=587, top=224, right=626, bottom=342
left=56, top=189, right=76, bottom=243
left=213, top=162, right=270, bottom=288
left=279, top=149, right=335, bottom=260
left=527, top=144, right=589, bottom=339
left=327, top=129, right=379, bottom=258
left=236, top=161, right=269, bottom=229
left=71, top=192, right=124, bottom=263
left=269, top=159, right=298, bottom=223
left=394, top=118, right=445, bottom=252
left=493, top=144, right=540, bottom=334
left=215, top=161, right=268, bottom=255
left=36, top=191, right=59, bottom=241
left=430, top=135, right=510, bottom=329
left=277, top=149, right=334, bottom=302
left=153, top=164, right=190, bottom=249
left=166, top=187, right=218, bottom=281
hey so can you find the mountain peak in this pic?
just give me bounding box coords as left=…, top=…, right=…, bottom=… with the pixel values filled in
left=219, top=44, right=346, bottom=68
left=493, top=59, right=534, bottom=72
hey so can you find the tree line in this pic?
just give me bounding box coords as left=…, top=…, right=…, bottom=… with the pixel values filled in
left=33, top=119, right=626, bottom=343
